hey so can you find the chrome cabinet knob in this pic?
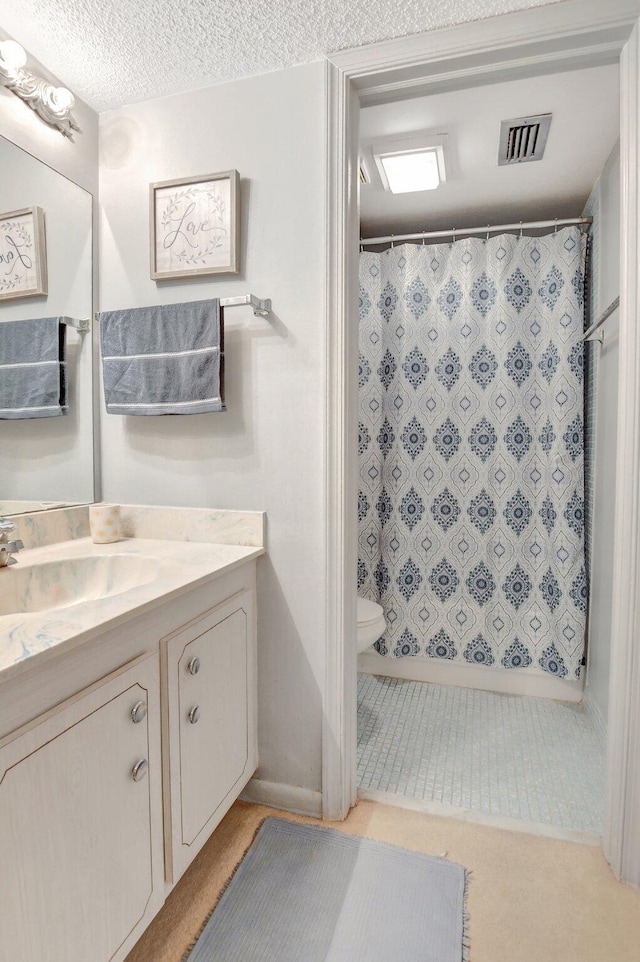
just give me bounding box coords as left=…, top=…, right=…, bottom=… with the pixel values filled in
left=188, top=705, right=201, bottom=725
left=131, top=758, right=149, bottom=782
left=131, top=701, right=147, bottom=724
left=188, top=657, right=201, bottom=675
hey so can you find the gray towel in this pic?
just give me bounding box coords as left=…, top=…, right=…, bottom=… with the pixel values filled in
left=99, top=299, right=225, bottom=415
left=0, top=317, right=68, bottom=419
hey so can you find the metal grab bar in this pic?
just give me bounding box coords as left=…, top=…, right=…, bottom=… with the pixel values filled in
left=582, top=296, right=620, bottom=343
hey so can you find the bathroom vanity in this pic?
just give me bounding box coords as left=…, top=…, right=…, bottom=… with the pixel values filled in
left=0, top=506, right=264, bottom=962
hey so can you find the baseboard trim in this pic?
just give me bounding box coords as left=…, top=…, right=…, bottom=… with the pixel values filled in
left=240, top=778, right=323, bottom=818
left=357, top=788, right=601, bottom=846
left=358, top=652, right=584, bottom=702
left=583, top=687, right=608, bottom=746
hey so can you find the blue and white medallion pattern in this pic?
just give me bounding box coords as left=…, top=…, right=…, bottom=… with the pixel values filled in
left=358, top=229, right=587, bottom=680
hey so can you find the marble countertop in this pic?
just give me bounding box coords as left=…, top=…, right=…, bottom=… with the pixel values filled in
left=0, top=536, right=264, bottom=683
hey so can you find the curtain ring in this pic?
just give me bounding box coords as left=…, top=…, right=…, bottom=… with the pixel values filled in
left=486, top=225, right=490, bottom=241
left=422, top=231, right=426, bottom=245
left=452, top=228, right=456, bottom=245
left=554, top=218, right=558, bottom=233
left=360, top=241, right=364, bottom=253
left=391, top=234, right=395, bottom=249
left=519, top=221, right=523, bottom=239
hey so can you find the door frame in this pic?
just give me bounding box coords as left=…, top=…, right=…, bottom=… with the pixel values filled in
left=323, top=0, right=640, bottom=886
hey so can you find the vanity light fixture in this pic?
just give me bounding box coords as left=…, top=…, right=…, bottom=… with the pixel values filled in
left=0, top=39, right=80, bottom=139
left=371, top=131, right=448, bottom=194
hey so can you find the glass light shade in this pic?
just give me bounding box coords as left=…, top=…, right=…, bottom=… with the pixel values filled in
left=52, top=87, right=75, bottom=112
left=379, top=149, right=441, bottom=193
left=0, top=40, right=27, bottom=70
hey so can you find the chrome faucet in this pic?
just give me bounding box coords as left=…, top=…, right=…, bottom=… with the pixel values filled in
left=0, top=518, right=24, bottom=567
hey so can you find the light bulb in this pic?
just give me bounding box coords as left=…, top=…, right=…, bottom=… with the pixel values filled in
left=0, top=40, right=27, bottom=70
left=52, top=87, right=75, bottom=112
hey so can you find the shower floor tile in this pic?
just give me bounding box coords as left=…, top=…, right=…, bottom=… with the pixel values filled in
left=357, top=674, right=605, bottom=836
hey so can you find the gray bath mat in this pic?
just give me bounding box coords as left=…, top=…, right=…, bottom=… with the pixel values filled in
left=184, top=817, right=469, bottom=961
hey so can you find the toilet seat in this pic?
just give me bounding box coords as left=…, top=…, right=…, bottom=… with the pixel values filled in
left=357, top=597, right=386, bottom=653
left=357, top=597, right=384, bottom=627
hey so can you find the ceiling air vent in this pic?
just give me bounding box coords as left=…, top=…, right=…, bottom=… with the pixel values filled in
left=498, top=114, right=552, bottom=165
left=359, top=160, right=371, bottom=185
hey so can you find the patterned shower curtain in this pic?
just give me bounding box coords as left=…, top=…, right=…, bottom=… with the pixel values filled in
left=358, top=228, right=587, bottom=681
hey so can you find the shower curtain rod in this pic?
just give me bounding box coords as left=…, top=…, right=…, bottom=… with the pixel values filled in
left=360, top=217, right=592, bottom=246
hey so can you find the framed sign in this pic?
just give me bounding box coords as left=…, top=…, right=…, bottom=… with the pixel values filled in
left=150, top=170, right=240, bottom=280
left=0, top=206, right=47, bottom=301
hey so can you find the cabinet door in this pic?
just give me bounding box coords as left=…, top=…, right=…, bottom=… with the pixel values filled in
left=0, top=653, right=164, bottom=962
left=164, top=588, right=257, bottom=882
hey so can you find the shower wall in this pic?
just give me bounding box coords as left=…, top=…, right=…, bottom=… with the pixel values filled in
left=358, top=230, right=587, bottom=699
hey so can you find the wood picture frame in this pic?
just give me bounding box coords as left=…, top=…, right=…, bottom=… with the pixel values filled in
left=0, top=206, right=47, bottom=301
left=150, top=170, right=240, bottom=280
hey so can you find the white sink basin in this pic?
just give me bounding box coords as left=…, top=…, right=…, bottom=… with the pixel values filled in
left=0, top=555, right=164, bottom=617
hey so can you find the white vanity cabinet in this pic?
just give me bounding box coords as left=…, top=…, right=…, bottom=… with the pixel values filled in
left=0, top=652, right=164, bottom=962
left=0, top=557, right=259, bottom=962
left=163, top=588, right=257, bottom=883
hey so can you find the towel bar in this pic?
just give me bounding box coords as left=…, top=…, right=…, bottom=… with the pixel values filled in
left=219, top=295, right=271, bottom=317
left=59, top=316, right=91, bottom=333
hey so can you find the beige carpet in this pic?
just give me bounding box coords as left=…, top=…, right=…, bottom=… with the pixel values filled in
left=125, top=800, right=640, bottom=962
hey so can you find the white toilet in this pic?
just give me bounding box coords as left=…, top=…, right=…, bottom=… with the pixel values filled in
left=357, top=597, right=386, bottom=653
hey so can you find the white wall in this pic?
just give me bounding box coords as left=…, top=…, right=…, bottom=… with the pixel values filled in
left=586, top=143, right=620, bottom=727
left=99, top=62, right=327, bottom=793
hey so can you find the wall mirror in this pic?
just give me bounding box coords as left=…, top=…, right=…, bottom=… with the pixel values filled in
left=0, top=134, right=94, bottom=516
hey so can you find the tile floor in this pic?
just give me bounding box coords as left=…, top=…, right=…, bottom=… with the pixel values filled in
left=357, top=673, right=605, bottom=835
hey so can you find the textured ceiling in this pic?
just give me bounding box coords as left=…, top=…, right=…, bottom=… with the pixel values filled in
left=1, top=0, right=556, bottom=111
